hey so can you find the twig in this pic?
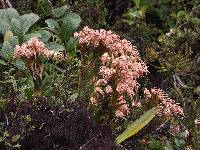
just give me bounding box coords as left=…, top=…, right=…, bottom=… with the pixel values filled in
left=4, top=110, right=9, bottom=131
left=79, top=133, right=101, bottom=150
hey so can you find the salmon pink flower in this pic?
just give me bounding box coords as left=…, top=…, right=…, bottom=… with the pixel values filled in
left=75, top=27, right=148, bottom=118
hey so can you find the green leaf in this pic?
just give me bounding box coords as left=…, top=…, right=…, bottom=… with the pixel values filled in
left=0, top=41, right=13, bottom=61
left=129, top=11, right=141, bottom=18
left=46, top=42, right=65, bottom=52
left=67, top=37, right=78, bottom=57
left=53, top=5, right=69, bottom=18
left=0, top=19, right=10, bottom=34
left=0, top=8, right=19, bottom=23
left=11, top=18, right=22, bottom=36
left=39, top=30, right=51, bottom=42
left=5, top=8, right=19, bottom=22
left=67, top=37, right=78, bottom=51
left=115, top=107, right=157, bottom=144
left=149, top=138, right=165, bottom=150
left=134, top=0, right=141, bottom=8
left=62, top=13, right=81, bottom=31
left=165, top=143, right=173, bottom=150
left=69, top=93, right=79, bottom=102
left=60, top=13, right=81, bottom=41
left=0, top=136, right=3, bottom=142
left=25, top=32, right=42, bottom=40
left=14, top=60, right=27, bottom=70
left=0, top=60, right=7, bottom=65
left=0, top=9, right=6, bottom=18
left=9, top=36, right=19, bottom=48
left=20, top=13, right=40, bottom=33
left=191, top=17, right=200, bottom=25
left=176, top=11, right=187, bottom=20
left=45, top=19, right=59, bottom=33
left=0, top=99, right=6, bottom=109
left=194, top=86, right=200, bottom=96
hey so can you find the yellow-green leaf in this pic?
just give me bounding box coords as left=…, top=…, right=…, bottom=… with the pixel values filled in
left=115, top=107, right=157, bottom=144
left=4, top=31, right=13, bottom=41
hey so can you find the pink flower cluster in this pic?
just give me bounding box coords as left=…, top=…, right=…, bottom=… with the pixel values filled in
left=144, top=88, right=184, bottom=117
left=75, top=26, right=148, bottom=118
left=115, top=96, right=129, bottom=118
left=13, top=37, right=64, bottom=61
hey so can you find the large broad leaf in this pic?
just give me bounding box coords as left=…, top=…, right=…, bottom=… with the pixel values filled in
left=45, top=19, right=59, bottom=34
left=53, top=5, right=69, bottom=18
left=0, top=8, right=19, bottom=23
left=60, top=13, right=81, bottom=41
left=0, top=19, right=10, bottom=34
left=39, top=30, right=51, bottom=42
left=0, top=9, right=6, bottom=18
left=11, top=18, right=22, bottom=36
left=20, top=13, right=40, bottom=34
left=25, top=30, right=51, bottom=43
left=115, top=107, right=157, bottom=144
left=62, top=13, right=81, bottom=31
left=46, top=42, right=65, bottom=52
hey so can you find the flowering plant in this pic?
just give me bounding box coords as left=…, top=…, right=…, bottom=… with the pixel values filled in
left=75, top=26, right=148, bottom=119
left=13, top=37, right=65, bottom=96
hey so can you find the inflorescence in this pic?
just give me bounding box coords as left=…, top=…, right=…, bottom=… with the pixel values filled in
left=75, top=26, right=148, bottom=118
